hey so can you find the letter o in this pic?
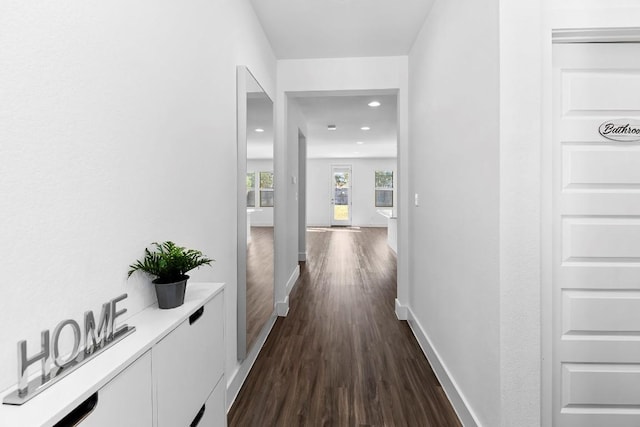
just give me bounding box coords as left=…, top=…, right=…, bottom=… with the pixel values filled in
left=52, top=319, right=81, bottom=368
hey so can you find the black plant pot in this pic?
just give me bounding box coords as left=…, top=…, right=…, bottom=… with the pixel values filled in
left=152, top=275, right=189, bottom=309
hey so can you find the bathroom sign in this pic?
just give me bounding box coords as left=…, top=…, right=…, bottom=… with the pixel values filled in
left=599, top=119, right=640, bottom=142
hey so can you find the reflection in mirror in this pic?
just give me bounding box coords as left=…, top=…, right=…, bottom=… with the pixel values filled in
left=237, top=66, right=274, bottom=360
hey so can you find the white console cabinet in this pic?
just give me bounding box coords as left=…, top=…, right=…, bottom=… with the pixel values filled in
left=0, top=283, right=225, bottom=427
left=154, top=292, right=225, bottom=427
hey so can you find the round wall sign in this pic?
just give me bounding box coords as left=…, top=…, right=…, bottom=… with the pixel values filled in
left=599, top=119, right=640, bottom=142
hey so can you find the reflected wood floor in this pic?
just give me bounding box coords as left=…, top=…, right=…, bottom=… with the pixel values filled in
left=229, top=227, right=462, bottom=427
left=247, top=226, right=274, bottom=351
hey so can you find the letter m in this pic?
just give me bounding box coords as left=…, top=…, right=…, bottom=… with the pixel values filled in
left=84, top=302, right=112, bottom=354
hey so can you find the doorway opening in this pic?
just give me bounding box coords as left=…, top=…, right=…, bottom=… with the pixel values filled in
left=289, top=90, right=400, bottom=298
left=331, top=164, right=352, bottom=226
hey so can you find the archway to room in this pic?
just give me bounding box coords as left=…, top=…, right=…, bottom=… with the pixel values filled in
left=290, top=90, right=399, bottom=304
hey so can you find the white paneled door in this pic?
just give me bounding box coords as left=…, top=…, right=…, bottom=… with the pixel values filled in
left=553, top=43, right=640, bottom=427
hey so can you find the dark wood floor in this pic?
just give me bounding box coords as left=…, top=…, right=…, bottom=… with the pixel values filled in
left=246, top=226, right=274, bottom=351
left=229, top=227, right=461, bottom=427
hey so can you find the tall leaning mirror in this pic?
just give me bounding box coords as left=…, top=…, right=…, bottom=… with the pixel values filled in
left=237, top=66, right=275, bottom=360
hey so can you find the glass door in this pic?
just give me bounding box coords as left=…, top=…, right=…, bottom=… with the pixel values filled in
left=331, top=165, right=352, bottom=226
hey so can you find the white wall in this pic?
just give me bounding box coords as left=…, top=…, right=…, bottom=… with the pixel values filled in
left=421, top=2, right=640, bottom=426
left=408, top=0, right=500, bottom=425
left=306, top=158, right=396, bottom=227
left=548, top=0, right=640, bottom=26
left=0, top=0, right=276, bottom=399
left=276, top=56, right=409, bottom=313
left=405, top=3, right=640, bottom=426
left=285, top=99, right=308, bottom=276
left=247, top=159, right=274, bottom=226
left=499, top=1, right=543, bottom=426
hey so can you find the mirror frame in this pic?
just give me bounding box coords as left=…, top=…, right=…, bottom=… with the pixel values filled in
left=236, top=65, right=275, bottom=361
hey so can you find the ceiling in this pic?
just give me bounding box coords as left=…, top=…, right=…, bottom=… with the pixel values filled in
left=247, top=94, right=397, bottom=159
left=295, top=94, right=397, bottom=159
left=247, top=94, right=274, bottom=159
left=247, top=1, right=413, bottom=159
left=249, top=0, right=435, bottom=59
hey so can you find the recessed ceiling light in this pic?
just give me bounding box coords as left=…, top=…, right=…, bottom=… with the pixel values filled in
left=255, top=128, right=264, bottom=133
left=361, top=126, right=370, bottom=131
left=368, top=101, right=381, bottom=107
left=356, top=141, right=364, bottom=145
left=327, top=124, right=337, bottom=131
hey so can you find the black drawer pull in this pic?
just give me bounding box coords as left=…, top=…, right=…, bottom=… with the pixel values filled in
left=54, top=392, right=98, bottom=426
left=190, top=404, right=206, bottom=427
left=189, top=306, right=204, bottom=325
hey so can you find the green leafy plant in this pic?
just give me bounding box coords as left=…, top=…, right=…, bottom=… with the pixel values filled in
left=128, top=241, right=214, bottom=284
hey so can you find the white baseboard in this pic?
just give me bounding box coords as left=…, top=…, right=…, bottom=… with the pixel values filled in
left=406, top=306, right=480, bottom=427
left=395, top=299, right=408, bottom=320
left=298, top=251, right=307, bottom=262
left=307, top=224, right=387, bottom=228
left=276, top=296, right=289, bottom=317
left=286, top=265, right=300, bottom=295
left=226, top=313, right=277, bottom=412
left=275, top=265, right=300, bottom=317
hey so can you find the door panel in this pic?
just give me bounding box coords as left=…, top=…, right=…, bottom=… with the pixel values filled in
left=562, top=144, right=640, bottom=189
left=562, top=290, right=640, bottom=336
left=79, top=352, right=152, bottom=427
left=331, top=165, right=352, bottom=226
left=153, top=295, right=224, bottom=427
left=562, top=363, right=640, bottom=407
left=553, top=43, right=640, bottom=427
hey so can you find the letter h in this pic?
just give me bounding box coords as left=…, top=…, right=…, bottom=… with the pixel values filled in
left=17, top=331, right=50, bottom=397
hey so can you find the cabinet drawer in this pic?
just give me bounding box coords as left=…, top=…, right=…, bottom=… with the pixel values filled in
left=71, top=351, right=152, bottom=427
left=154, top=294, right=224, bottom=427
left=189, top=378, right=226, bottom=427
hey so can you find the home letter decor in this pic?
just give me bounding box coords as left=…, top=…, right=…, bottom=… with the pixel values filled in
left=3, top=294, right=135, bottom=405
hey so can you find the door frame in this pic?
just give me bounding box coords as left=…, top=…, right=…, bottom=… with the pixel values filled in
left=298, top=130, right=307, bottom=261
left=543, top=27, right=640, bottom=427
left=330, top=164, right=353, bottom=227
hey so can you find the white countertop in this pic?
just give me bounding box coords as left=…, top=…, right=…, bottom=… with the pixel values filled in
left=0, top=282, right=224, bottom=427
left=377, top=209, right=397, bottom=219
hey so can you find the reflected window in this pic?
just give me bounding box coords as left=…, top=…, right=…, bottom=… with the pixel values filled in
left=247, top=172, right=256, bottom=207
left=375, top=170, right=393, bottom=207
left=260, top=171, right=274, bottom=207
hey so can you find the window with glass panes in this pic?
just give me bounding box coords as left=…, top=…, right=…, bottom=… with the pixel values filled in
left=374, top=171, right=393, bottom=207
left=259, top=171, right=274, bottom=207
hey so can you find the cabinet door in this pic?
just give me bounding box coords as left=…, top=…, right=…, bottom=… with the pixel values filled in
left=154, top=294, right=224, bottom=427
left=190, top=379, right=226, bottom=427
left=76, top=351, right=152, bottom=427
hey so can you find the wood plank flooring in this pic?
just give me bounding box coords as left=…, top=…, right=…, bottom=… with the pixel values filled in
left=229, top=227, right=462, bottom=427
left=246, top=226, right=275, bottom=351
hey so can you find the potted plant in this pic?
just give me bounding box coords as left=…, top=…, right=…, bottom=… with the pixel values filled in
left=128, top=241, right=214, bottom=309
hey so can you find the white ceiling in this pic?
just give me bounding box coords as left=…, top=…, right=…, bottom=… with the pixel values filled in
left=248, top=1, right=413, bottom=159
left=249, top=0, right=435, bottom=59
left=295, top=94, right=397, bottom=159
left=247, top=94, right=274, bottom=159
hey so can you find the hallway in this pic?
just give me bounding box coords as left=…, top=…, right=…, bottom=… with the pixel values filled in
left=229, top=227, right=461, bottom=426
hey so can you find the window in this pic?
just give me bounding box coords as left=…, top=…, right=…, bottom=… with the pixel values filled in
left=375, top=170, right=393, bottom=207
left=259, top=171, right=274, bottom=207
left=246, top=172, right=256, bottom=207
